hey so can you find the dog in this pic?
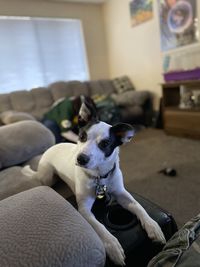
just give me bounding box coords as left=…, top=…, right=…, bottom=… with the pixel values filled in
left=23, top=99, right=166, bottom=266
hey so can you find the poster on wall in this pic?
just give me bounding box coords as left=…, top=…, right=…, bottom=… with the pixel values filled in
left=129, top=0, right=153, bottom=27
left=158, top=0, right=199, bottom=51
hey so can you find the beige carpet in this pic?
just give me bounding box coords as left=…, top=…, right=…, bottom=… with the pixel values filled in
left=120, top=128, right=200, bottom=228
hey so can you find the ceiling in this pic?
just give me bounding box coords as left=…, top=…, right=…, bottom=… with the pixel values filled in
left=49, top=0, right=106, bottom=3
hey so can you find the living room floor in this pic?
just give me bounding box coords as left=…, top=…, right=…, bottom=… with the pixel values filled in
left=121, top=128, right=200, bottom=228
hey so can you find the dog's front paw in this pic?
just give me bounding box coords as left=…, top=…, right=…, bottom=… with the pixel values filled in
left=103, top=234, right=125, bottom=266
left=143, top=218, right=166, bottom=244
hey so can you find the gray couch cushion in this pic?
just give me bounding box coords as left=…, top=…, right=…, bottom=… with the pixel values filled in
left=87, top=80, right=107, bottom=96
left=0, top=94, right=12, bottom=113
left=49, top=81, right=89, bottom=101
left=49, top=81, right=74, bottom=101
left=67, top=80, right=89, bottom=96
left=31, top=87, right=54, bottom=108
left=10, top=90, right=35, bottom=112
left=0, top=110, right=36, bottom=124
left=0, top=186, right=105, bottom=267
left=0, top=166, right=42, bottom=201
left=0, top=121, right=55, bottom=170
left=99, top=79, right=116, bottom=95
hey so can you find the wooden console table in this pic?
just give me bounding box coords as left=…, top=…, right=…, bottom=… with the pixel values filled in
left=162, top=80, right=200, bottom=139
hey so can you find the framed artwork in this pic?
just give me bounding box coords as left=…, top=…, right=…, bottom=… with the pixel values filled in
left=129, top=0, right=153, bottom=27
left=158, top=0, right=199, bottom=51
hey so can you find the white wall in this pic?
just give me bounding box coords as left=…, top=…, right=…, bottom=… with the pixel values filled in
left=0, top=0, right=109, bottom=80
left=103, top=0, right=200, bottom=108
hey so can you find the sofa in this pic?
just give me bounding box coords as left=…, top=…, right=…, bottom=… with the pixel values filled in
left=0, top=120, right=199, bottom=266
left=0, top=77, right=154, bottom=128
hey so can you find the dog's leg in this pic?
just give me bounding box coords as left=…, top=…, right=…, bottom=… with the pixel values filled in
left=113, top=188, right=166, bottom=244
left=77, top=196, right=126, bottom=266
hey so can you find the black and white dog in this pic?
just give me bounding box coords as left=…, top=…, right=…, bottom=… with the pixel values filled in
left=23, top=99, right=166, bottom=266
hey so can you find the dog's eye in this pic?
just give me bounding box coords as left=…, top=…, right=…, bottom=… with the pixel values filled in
left=79, top=131, right=87, bottom=142
left=99, top=139, right=110, bottom=149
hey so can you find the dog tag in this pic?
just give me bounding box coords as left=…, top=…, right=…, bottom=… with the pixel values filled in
left=95, top=184, right=107, bottom=199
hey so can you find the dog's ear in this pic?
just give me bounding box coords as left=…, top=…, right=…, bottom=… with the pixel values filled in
left=78, top=96, right=98, bottom=128
left=110, top=123, right=134, bottom=146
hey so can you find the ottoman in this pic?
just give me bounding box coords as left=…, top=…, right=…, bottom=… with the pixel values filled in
left=68, top=192, right=178, bottom=267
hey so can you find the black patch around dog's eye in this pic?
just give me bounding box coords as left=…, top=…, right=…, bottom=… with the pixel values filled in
left=79, top=131, right=87, bottom=142
left=98, top=139, right=110, bottom=150
left=98, top=137, right=117, bottom=158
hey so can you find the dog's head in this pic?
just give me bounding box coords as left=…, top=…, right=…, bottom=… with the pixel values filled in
left=76, top=98, right=134, bottom=170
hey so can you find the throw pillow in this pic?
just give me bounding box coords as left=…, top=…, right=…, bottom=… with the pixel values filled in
left=0, top=110, right=36, bottom=125
left=112, top=76, right=135, bottom=94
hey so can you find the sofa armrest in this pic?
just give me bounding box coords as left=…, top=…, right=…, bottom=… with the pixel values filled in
left=0, top=186, right=105, bottom=267
left=111, top=90, right=152, bottom=107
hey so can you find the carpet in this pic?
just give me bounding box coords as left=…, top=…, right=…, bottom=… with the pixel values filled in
left=120, top=128, right=200, bottom=228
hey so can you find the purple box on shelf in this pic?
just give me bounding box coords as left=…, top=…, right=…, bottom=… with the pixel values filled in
left=164, top=68, right=200, bottom=82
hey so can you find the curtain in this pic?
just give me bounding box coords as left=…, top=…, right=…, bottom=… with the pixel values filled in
left=0, top=16, right=89, bottom=93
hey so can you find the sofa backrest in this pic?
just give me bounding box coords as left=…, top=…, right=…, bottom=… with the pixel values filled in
left=0, top=79, right=116, bottom=120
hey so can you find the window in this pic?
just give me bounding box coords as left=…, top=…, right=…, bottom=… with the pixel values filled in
left=0, top=16, right=89, bottom=93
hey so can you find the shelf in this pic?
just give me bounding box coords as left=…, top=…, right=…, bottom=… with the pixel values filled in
left=162, top=80, right=200, bottom=139
left=165, top=106, right=200, bottom=112
left=162, top=80, right=200, bottom=88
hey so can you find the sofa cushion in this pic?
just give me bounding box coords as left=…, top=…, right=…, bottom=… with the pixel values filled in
left=0, top=94, right=12, bottom=113
left=10, top=90, right=35, bottom=112
left=112, top=75, right=135, bottom=94
left=0, top=110, right=36, bottom=124
left=0, top=186, right=105, bottom=267
left=99, top=79, right=116, bottom=95
left=49, top=81, right=74, bottom=101
left=67, top=80, right=89, bottom=96
left=31, top=87, right=54, bottom=108
left=49, top=81, right=89, bottom=101
left=0, top=121, right=55, bottom=170
left=86, top=80, right=107, bottom=96
left=0, top=166, right=42, bottom=201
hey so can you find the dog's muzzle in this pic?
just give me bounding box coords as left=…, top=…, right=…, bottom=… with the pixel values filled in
left=77, top=153, right=90, bottom=166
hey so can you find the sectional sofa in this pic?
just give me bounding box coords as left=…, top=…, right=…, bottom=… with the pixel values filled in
left=0, top=78, right=153, bottom=126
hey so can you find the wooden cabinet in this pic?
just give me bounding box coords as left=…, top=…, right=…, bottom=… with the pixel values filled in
left=162, top=80, right=200, bottom=139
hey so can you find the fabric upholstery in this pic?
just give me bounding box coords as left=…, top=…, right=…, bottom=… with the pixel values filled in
left=66, top=80, right=90, bottom=96
left=0, top=166, right=42, bottom=201
left=0, top=110, right=36, bottom=124
left=86, top=80, right=108, bottom=96
left=0, top=121, right=55, bottom=170
left=49, top=81, right=74, bottom=101
left=10, top=90, right=35, bottom=112
left=111, top=90, right=151, bottom=107
left=0, top=94, right=12, bottom=113
left=31, top=87, right=54, bottom=108
left=0, top=186, right=105, bottom=267
left=0, top=78, right=152, bottom=124
left=99, top=79, right=116, bottom=95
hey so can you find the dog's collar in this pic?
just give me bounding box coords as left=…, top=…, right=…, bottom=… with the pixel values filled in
left=99, top=163, right=116, bottom=179
left=94, top=163, right=116, bottom=199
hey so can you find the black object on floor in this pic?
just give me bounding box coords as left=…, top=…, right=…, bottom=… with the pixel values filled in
left=158, top=167, right=177, bottom=177
left=67, top=192, right=178, bottom=267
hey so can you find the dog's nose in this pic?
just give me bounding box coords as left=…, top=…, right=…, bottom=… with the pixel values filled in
left=77, top=153, right=90, bottom=166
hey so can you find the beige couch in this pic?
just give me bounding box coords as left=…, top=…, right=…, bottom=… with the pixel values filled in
left=0, top=79, right=153, bottom=126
